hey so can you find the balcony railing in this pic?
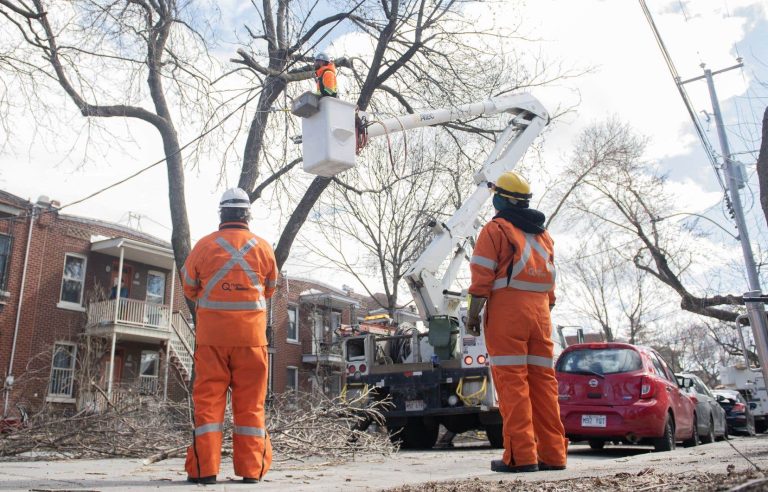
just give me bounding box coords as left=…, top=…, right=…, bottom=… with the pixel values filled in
left=139, top=375, right=159, bottom=395
left=87, top=298, right=170, bottom=331
left=303, top=341, right=343, bottom=365
left=49, top=367, right=74, bottom=397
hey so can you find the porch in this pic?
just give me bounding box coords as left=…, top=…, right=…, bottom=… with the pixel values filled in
left=86, top=298, right=171, bottom=341
left=85, top=236, right=194, bottom=402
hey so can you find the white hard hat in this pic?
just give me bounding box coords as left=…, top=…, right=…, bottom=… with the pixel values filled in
left=315, top=52, right=331, bottom=63
left=219, top=188, right=251, bottom=209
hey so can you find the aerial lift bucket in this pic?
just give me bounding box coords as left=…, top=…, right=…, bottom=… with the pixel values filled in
left=292, top=91, right=357, bottom=177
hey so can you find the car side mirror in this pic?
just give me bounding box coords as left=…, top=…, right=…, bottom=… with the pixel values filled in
left=678, top=377, right=694, bottom=389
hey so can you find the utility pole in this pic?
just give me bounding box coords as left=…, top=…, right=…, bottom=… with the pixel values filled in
left=680, top=62, right=768, bottom=386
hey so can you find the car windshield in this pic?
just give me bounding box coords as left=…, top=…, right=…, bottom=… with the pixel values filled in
left=557, top=348, right=642, bottom=375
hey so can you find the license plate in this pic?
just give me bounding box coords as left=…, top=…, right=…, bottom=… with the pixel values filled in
left=405, top=399, right=426, bottom=412
left=581, top=414, right=607, bottom=427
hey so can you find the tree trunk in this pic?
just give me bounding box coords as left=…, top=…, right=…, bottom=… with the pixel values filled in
left=757, top=106, right=768, bottom=228
left=274, top=177, right=332, bottom=269
left=240, top=76, right=288, bottom=193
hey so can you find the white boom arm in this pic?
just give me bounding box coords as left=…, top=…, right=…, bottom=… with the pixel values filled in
left=366, top=93, right=549, bottom=320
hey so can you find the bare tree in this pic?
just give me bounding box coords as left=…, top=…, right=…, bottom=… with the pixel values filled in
left=0, top=0, right=218, bottom=270
left=560, top=238, right=666, bottom=343
left=306, top=132, right=448, bottom=314
left=567, top=119, right=747, bottom=323
left=229, top=0, right=579, bottom=270
left=757, top=106, right=768, bottom=228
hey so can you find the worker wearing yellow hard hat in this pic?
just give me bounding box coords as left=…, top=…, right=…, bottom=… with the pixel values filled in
left=467, top=171, right=567, bottom=473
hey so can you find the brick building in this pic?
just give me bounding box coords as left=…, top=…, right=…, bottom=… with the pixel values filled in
left=0, top=189, right=415, bottom=417
left=266, top=276, right=394, bottom=396
left=0, top=191, right=193, bottom=418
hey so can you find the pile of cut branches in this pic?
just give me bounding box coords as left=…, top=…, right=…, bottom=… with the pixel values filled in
left=0, top=388, right=394, bottom=462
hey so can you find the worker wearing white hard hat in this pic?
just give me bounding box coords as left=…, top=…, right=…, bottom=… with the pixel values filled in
left=183, top=187, right=277, bottom=484
left=314, top=52, right=337, bottom=98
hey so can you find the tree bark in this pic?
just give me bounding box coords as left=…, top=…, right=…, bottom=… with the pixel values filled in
left=757, top=106, right=768, bottom=228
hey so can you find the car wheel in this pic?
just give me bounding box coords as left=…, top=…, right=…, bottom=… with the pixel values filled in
left=588, top=440, right=605, bottom=450
left=701, top=416, right=715, bottom=444
left=683, top=414, right=699, bottom=447
left=654, top=415, right=676, bottom=452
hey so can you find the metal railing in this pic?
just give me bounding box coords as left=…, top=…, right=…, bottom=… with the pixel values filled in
left=169, top=312, right=195, bottom=378
left=49, top=367, right=74, bottom=397
left=139, top=375, right=159, bottom=394
left=87, top=299, right=171, bottom=330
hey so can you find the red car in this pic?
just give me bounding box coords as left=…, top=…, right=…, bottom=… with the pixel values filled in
left=556, top=342, right=697, bottom=452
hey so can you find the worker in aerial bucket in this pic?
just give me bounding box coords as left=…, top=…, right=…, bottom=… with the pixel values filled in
left=314, top=52, right=338, bottom=98
left=182, top=187, right=277, bottom=484
left=466, top=171, right=568, bottom=473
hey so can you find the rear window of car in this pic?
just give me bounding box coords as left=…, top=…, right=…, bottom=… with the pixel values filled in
left=556, top=348, right=642, bottom=375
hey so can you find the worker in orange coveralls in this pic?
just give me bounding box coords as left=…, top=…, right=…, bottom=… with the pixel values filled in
left=182, top=187, right=277, bottom=485
left=314, top=52, right=338, bottom=98
left=466, top=171, right=568, bottom=473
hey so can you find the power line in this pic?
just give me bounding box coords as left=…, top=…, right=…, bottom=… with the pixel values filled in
left=639, top=0, right=728, bottom=195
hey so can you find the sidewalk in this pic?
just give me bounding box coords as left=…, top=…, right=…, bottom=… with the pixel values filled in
left=1, top=437, right=766, bottom=491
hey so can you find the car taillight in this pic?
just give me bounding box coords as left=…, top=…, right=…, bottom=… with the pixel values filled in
left=640, top=376, right=655, bottom=399
left=358, top=363, right=367, bottom=373
left=464, top=355, right=473, bottom=365
left=733, top=402, right=746, bottom=412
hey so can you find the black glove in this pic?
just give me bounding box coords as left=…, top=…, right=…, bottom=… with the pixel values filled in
left=465, top=315, right=481, bottom=337
left=465, top=295, right=487, bottom=337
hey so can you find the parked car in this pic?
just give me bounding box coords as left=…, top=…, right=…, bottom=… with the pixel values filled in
left=714, top=389, right=756, bottom=436
left=556, top=342, right=697, bottom=452
left=676, top=373, right=728, bottom=443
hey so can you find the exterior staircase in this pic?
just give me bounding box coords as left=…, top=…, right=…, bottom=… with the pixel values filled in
left=169, top=312, right=195, bottom=381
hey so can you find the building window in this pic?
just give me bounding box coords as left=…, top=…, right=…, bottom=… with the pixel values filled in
left=146, top=271, right=165, bottom=304
left=287, top=305, right=299, bottom=342
left=330, top=310, right=341, bottom=332
left=139, top=350, right=159, bottom=394
left=49, top=343, right=76, bottom=398
left=0, top=234, right=10, bottom=292
left=59, top=253, right=87, bottom=306
left=286, top=366, right=298, bottom=393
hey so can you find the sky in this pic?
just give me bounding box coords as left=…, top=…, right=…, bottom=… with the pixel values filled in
left=1, top=0, right=767, bottom=322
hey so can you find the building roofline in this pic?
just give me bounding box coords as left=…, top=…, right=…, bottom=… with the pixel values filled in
left=285, top=274, right=352, bottom=297
left=60, top=213, right=171, bottom=249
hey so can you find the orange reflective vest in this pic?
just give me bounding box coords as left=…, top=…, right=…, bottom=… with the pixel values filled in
left=468, top=218, right=556, bottom=305
left=316, top=64, right=338, bottom=97
left=182, top=223, right=277, bottom=346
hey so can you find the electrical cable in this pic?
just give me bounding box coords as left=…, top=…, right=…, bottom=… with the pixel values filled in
left=639, top=0, right=730, bottom=203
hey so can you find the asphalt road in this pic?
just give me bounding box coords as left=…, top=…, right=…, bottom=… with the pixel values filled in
left=1, top=436, right=767, bottom=491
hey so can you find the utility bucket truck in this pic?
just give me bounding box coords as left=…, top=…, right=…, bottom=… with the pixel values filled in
left=719, top=303, right=768, bottom=434
left=293, top=92, right=549, bottom=448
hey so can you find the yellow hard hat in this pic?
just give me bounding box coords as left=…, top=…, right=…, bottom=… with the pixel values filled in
left=492, top=171, right=532, bottom=201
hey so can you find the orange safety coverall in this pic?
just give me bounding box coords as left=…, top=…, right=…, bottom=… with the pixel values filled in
left=469, top=216, right=568, bottom=467
left=181, top=222, right=278, bottom=480
left=316, top=63, right=338, bottom=97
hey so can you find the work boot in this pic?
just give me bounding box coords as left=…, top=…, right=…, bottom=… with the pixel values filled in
left=243, top=477, right=260, bottom=484
left=538, top=462, right=567, bottom=471
left=490, top=460, right=538, bottom=473
left=187, top=475, right=216, bottom=484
